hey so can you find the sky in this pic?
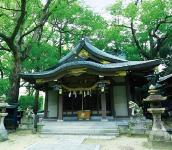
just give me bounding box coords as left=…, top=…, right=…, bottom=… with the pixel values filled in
left=42, top=0, right=118, bottom=19
left=81, top=0, right=116, bottom=19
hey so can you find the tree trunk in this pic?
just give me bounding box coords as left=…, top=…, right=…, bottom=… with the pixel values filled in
left=33, top=90, right=39, bottom=115
left=58, top=32, right=62, bottom=59
left=0, top=69, right=3, bottom=79
left=8, top=53, right=21, bottom=103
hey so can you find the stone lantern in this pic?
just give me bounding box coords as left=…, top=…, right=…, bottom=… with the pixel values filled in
left=0, top=95, right=9, bottom=141
left=143, top=85, right=171, bottom=141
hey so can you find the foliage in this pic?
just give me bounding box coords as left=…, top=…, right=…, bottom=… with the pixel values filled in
left=0, top=51, right=12, bottom=77
left=108, top=0, right=172, bottom=61
left=19, top=95, right=43, bottom=111
left=22, top=42, right=57, bottom=72
left=45, top=0, right=107, bottom=59
left=0, top=0, right=55, bottom=102
left=0, top=79, right=9, bottom=96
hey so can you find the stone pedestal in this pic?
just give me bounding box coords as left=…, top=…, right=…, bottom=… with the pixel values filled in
left=0, top=113, right=8, bottom=141
left=128, top=116, right=152, bottom=135
left=148, top=108, right=171, bottom=141
left=37, top=122, right=44, bottom=132
left=20, top=116, right=33, bottom=130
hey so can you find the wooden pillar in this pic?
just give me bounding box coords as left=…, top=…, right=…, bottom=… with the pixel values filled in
left=44, top=91, right=48, bottom=118
left=126, top=76, right=132, bottom=117
left=58, top=94, right=63, bottom=121
left=34, top=90, right=39, bottom=115
left=101, top=92, right=107, bottom=120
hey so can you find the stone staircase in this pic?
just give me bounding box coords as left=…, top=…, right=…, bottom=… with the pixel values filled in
left=41, top=120, right=119, bottom=136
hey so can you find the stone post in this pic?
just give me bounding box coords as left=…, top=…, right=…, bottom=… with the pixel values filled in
left=0, top=112, right=8, bottom=141
left=0, top=95, right=9, bottom=141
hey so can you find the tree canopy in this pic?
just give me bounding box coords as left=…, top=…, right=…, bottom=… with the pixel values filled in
left=0, top=0, right=171, bottom=101
left=108, top=0, right=172, bottom=61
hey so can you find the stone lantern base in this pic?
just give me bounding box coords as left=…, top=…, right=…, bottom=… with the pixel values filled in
left=0, top=113, right=8, bottom=141
left=0, top=129, right=8, bottom=141
left=148, top=108, right=171, bottom=142
left=149, top=130, right=171, bottom=142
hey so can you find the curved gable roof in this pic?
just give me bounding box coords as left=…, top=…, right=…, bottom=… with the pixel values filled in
left=20, top=59, right=160, bottom=83
left=19, top=38, right=161, bottom=84
left=59, top=38, right=127, bottom=64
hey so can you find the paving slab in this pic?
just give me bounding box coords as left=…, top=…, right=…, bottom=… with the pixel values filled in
left=25, top=135, right=100, bottom=150
left=26, top=143, right=100, bottom=150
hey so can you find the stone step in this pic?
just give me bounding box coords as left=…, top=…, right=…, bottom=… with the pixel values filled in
left=42, top=127, right=119, bottom=136
left=42, top=131, right=119, bottom=136
left=43, top=121, right=118, bottom=126
left=41, top=121, right=120, bottom=136
left=43, top=128, right=119, bottom=132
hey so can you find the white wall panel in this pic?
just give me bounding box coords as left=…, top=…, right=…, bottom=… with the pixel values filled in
left=113, top=85, right=128, bottom=117
left=48, top=91, right=58, bottom=117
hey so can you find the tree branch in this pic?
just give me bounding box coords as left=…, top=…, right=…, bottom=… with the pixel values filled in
left=113, top=24, right=132, bottom=29
left=0, top=6, right=21, bottom=12
left=130, top=20, right=150, bottom=59
left=11, top=0, right=26, bottom=41
left=152, top=15, right=172, bottom=39
left=0, top=33, right=9, bottom=42
left=18, top=23, right=44, bottom=44
left=0, top=69, right=3, bottom=79
left=0, top=46, right=11, bottom=52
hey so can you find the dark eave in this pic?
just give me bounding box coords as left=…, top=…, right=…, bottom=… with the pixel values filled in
left=159, top=74, right=172, bottom=83
left=20, top=59, right=160, bottom=83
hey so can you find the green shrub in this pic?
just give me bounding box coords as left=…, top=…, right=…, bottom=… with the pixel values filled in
left=19, top=95, right=43, bottom=111
left=0, top=79, right=10, bottom=96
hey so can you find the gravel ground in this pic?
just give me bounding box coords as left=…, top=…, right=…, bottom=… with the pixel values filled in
left=0, top=130, right=40, bottom=150
left=84, top=135, right=172, bottom=150
left=0, top=130, right=172, bottom=150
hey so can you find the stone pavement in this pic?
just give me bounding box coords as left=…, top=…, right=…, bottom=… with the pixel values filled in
left=25, top=135, right=100, bottom=150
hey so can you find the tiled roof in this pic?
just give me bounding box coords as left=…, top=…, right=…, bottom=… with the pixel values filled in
left=20, top=60, right=160, bottom=81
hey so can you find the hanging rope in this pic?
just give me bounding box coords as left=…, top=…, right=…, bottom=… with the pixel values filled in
left=61, top=80, right=110, bottom=91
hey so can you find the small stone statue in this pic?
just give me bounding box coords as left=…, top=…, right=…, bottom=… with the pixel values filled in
left=128, top=101, right=152, bottom=135
left=20, top=107, right=34, bottom=130
left=129, top=101, right=143, bottom=117
left=25, top=107, right=34, bottom=118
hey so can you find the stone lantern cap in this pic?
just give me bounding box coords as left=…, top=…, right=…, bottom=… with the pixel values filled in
left=143, top=84, right=167, bottom=102
left=143, top=95, right=167, bottom=102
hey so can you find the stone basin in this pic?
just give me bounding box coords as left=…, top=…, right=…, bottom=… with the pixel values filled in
left=148, top=108, right=165, bottom=113
left=0, top=113, right=8, bottom=117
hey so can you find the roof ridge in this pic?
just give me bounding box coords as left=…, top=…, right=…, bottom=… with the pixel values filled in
left=59, top=38, right=127, bottom=64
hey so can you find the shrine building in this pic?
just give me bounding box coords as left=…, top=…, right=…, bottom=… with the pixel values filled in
left=20, top=38, right=160, bottom=121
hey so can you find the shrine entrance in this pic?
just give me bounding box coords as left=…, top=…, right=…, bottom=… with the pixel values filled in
left=63, top=89, right=112, bottom=117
